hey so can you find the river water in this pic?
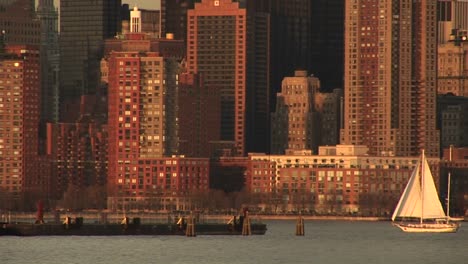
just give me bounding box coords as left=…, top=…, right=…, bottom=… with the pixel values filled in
left=1, top=220, right=466, bottom=264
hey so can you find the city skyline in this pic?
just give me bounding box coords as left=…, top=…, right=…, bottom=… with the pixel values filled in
left=0, top=0, right=466, bottom=215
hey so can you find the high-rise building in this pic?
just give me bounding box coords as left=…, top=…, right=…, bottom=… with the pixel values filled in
left=0, top=45, right=42, bottom=204
left=59, top=0, right=121, bottom=112
left=271, top=70, right=321, bottom=154
left=341, top=0, right=440, bottom=157
left=103, top=9, right=190, bottom=207
left=244, top=0, right=312, bottom=154
left=310, top=0, right=345, bottom=92
left=37, top=0, right=60, bottom=123
left=187, top=0, right=247, bottom=156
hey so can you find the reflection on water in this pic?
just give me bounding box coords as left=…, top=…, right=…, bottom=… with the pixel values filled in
left=1, top=221, right=467, bottom=264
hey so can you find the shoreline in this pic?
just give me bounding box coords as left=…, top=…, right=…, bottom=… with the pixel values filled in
left=253, top=215, right=390, bottom=221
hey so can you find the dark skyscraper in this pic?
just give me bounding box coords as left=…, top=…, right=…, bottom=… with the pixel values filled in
left=164, top=0, right=195, bottom=41
left=242, top=0, right=312, bottom=154
left=310, top=0, right=344, bottom=92
left=37, top=0, right=60, bottom=122
left=59, top=0, right=121, bottom=118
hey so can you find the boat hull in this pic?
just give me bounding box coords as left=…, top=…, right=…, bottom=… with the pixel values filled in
left=393, top=222, right=459, bottom=233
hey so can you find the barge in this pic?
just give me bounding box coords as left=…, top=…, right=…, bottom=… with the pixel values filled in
left=1, top=216, right=267, bottom=236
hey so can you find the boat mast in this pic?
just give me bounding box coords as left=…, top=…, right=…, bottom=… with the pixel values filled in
left=447, top=145, right=453, bottom=222
left=420, top=149, right=424, bottom=225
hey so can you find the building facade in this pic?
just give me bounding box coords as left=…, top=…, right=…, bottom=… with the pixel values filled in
left=187, top=0, right=247, bottom=156
left=245, top=146, right=440, bottom=215
left=341, top=0, right=440, bottom=157
left=0, top=45, right=41, bottom=208
left=178, top=73, right=221, bottom=158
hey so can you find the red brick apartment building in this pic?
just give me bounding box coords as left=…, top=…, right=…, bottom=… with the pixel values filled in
left=0, top=45, right=42, bottom=208
left=46, top=95, right=108, bottom=205
left=244, top=145, right=440, bottom=215
left=103, top=25, right=210, bottom=210
left=187, top=0, right=247, bottom=156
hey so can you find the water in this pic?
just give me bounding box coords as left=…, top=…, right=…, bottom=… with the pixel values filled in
left=1, top=220, right=467, bottom=264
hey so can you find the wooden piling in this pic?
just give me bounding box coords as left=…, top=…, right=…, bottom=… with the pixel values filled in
left=295, top=215, right=305, bottom=236
left=185, top=214, right=196, bottom=237
left=242, top=211, right=251, bottom=236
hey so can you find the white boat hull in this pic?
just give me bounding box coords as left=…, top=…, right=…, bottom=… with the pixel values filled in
left=393, top=222, right=460, bottom=233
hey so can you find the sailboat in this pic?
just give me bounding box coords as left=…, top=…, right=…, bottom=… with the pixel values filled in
left=391, top=150, right=460, bottom=233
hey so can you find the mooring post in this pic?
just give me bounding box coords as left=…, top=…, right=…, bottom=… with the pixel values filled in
left=242, top=211, right=251, bottom=236
left=185, top=213, right=196, bottom=237
left=295, top=215, right=305, bottom=236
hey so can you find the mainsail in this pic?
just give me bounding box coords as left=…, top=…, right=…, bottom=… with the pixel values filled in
left=391, top=153, right=446, bottom=221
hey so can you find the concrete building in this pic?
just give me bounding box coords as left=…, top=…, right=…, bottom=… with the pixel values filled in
left=187, top=0, right=247, bottom=156
left=59, top=0, right=121, bottom=110
left=0, top=45, right=42, bottom=206
left=341, top=0, right=440, bottom=157
left=245, top=146, right=440, bottom=215
left=271, top=70, right=321, bottom=154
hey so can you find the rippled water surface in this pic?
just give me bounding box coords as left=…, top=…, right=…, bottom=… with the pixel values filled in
left=1, top=221, right=467, bottom=264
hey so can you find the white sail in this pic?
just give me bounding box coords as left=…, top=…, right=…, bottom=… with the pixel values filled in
left=421, top=158, right=446, bottom=219
left=392, top=153, right=446, bottom=221
left=391, top=161, right=422, bottom=221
